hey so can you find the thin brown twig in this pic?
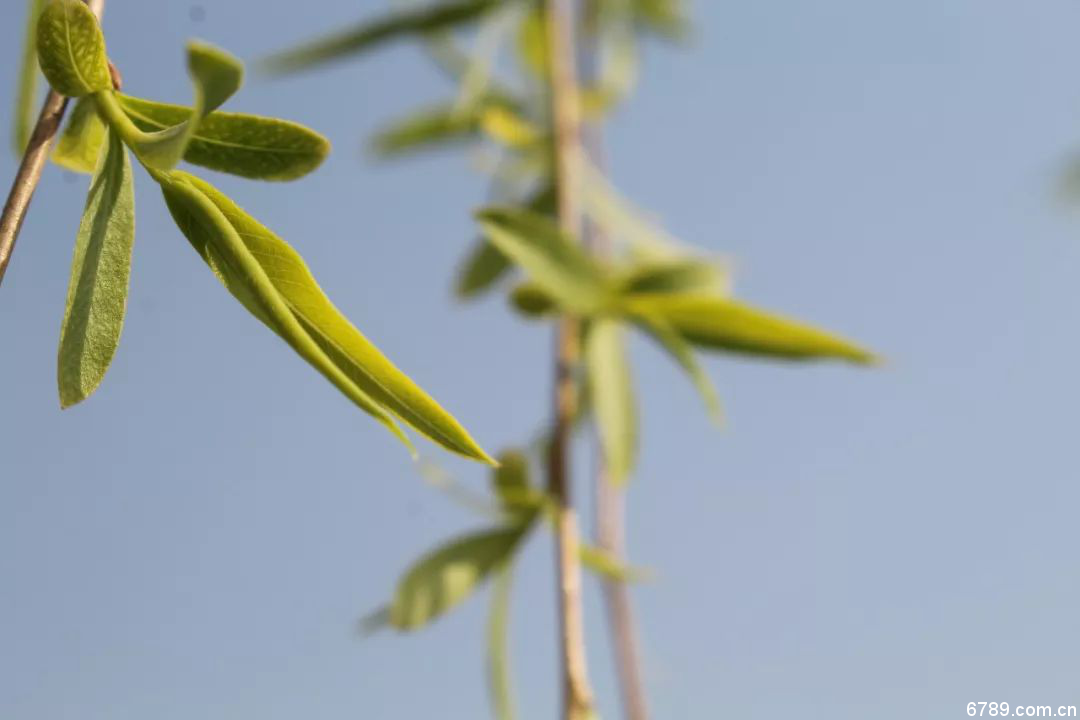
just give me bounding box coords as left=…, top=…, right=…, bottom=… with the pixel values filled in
left=576, top=7, right=649, bottom=713
left=544, top=0, right=595, bottom=718
left=585, top=123, right=649, bottom=720
left=0, top=0, right=106, bottom=288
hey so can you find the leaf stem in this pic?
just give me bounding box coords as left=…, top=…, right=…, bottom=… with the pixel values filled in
left=0, top=0, right=105, bottom=289
left=544, top=0, right=596, bottom=718
left=93, top=89, right=156, bottom=147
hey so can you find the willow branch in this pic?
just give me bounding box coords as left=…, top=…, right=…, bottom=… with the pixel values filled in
left=0, top=0, right=105, bottom=288
left=544, top=0, right=595, bottom=718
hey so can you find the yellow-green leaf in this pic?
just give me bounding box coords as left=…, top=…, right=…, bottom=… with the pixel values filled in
left=161, top=171, right=494, bottom=464
left=57, top=128, right=135, bottom=407
left=586, top=319, right=637, bottom=484
left=51, top=96, right=106, bottom=173
left=263, top=0, right=501, bottom=75
left=159, top=171, right=412, bottom=452
left=36, top=0, right=111, bottom=98
left=457, top=186, right=554, bottom=300
left=371, top=102, right=483, bottom=157
left=116, top=94, right=329, bottom=181
left=13, top=0, right=48, bottom=153
left=390, top=525, right=528, bottom=630
left=631, top=309, right=723, bottom=424
left=626, top=293, right=878, bottom=364
left=475, top=206, right=610, bottom=315
left=127, top=41, right=244, bottom=171
left=618, top=256, right=730, bottom=297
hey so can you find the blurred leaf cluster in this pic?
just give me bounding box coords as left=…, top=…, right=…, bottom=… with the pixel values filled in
left=264, top=1, right=876, bottom=717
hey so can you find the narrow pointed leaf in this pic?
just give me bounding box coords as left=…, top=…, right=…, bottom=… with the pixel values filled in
left=35, top=0, right=111, bottom=98
left=116, top=94, right=328, bottom=181
left=487, top=561, right=518, bottom=720
left=627, top=293, right=878, bottom=364
left=131, top=41, right=244, bottom=171
left=390, top=525, right=528, bottom=630
left=52, top=96, right=106, bottom=173
left=371, top=102, right=482, bottom=157
left=619, top=256, right=730, bottom=296
left=159, top=172, right=412, bottom=452
left=457, top=238, right=512, bottom=298
left=631, top=309, right=723, bottom=424
left=457, top=185, right=554, bottom=300
left=586, top=320, right=637, bottom=484
left=57, top=128, right=134, bottom=407
left=162, top=171, right=494, bottom=463
left=263, top=0, right=501, bottom=75
left=14, top=0, right=48, bottom=153
left=475, top=206, right=610, bottom=314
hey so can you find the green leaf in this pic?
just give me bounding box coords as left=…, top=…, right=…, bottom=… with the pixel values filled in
left=619, top=256, right=730, bottom=296
left=371, top=102, right=483, bottom=157
left=631, top=309, right=723, bottom=424
left=457, top=238, right=512, bottom=298
left=116, top=94, right=328, bottom=181
left=491, top=449, right=543, bottom=514
left=487, top=561, right=518, bottom=720
left=35, top=0, right=111, bottom=98
left=13, top=0, right=48, bottom=153
left=456, top=185, right=554, bottom=300
left=263, top=0, right=501, bottom=75
left=585, top=319, right=637, bottom=484
left=57, top=128, right=135, bottom=407
left=390, top=525, right=529, bottom=630
left=515, top=2, right=547, bottom=80
left=52, top=96, right=106, bottom=173
left=159, top=170, right=412, bottom=452
left=508, top=281, right=556, bottom=317
left=626, top=293, right=878, bottom=364
left=128, top=41, right=244, bottom=171
left=475, top=206, right=610, bottom=315
left=632, top=0, right=690, bottom=38
left=160, top=171, right=495, bottom=464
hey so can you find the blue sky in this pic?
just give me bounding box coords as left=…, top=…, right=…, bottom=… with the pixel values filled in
left=3, top=1, right=1080, bottom=718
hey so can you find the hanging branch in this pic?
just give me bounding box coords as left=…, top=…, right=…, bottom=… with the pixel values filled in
left=544, top=0, right=596, bottom=717
left=0, top=0, right=105, bottom=287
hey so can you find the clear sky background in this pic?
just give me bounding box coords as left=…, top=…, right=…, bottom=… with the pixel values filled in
left=3, top=1, right=1080, bottom=718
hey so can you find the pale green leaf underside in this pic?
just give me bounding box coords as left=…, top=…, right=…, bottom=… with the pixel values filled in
left=391, top=525, right=526, bottom=630
left=627, top=293, right=878, bottom=364
left=131, top=41, right=244, bottom=171
left=36, top=0, right=111, bottom=98
left=159, top=171, right=411, bottom=451
left=52, top=96, right=106, bottom=172
left=58, top=128, right=135, bottom=408
left=487, top=561, right=517, bottom=720
left=14, top=0, right=48, bottom=153
left=263, top=0, right=501, bottom=75
left=117, top=94, right=329, bottom=181
left=161, top=171, right=493, bottom=463
left=475, top=206, right=610, bottom=315
left=586, top=319, right=637, bottom=485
